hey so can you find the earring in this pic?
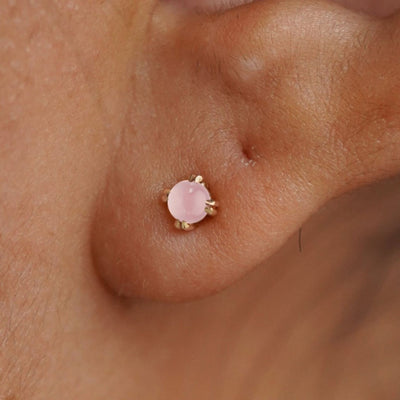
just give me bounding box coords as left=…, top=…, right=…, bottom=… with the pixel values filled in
left=161, top=174, right=219, bottom=231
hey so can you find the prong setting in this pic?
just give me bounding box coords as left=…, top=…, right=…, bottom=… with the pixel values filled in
left=189, top=174, right=204, bottom=184
left=161, top=189, right=170, bottom=202
left=165, top=174, right=218, bottom=231
left=174, top=220, right=195, bottom=231
left=205, top=199, right=219, bottom=208
left=205, top=206, right=217, bottom=216
left=205, top=198, right=218, bottom=217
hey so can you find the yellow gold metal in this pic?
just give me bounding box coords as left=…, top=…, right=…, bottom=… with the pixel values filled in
left=205, top=199, right=219, bottom=207
left=161, top=189, right=170, bottom=202
left=205, top=207, right=217, bottom=216
left=189, top=174, right=204, bottom=183
left=174, top=220, right=182, bottom=229
left=181, top=221, right=194, bottom=231
left=174, top=220, right=195, bottom=231
left=165, top=174, right=218, bottom=231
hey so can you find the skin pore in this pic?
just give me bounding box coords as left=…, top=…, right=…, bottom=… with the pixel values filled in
left=0, top=0, right=399, bottom=399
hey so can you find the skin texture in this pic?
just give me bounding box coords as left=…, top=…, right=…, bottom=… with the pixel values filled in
left=93, top=0, right=400, bottom=300
left=0, top=0, right=399, bottom=398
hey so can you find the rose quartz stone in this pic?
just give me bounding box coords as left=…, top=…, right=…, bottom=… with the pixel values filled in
left=167, top=180, right=211, bottom=224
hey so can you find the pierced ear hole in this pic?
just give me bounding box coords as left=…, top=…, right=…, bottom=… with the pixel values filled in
left=240, top=143, right=263, bottom=168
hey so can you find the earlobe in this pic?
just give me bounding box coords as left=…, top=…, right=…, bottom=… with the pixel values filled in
left=162, top=174, right=219, bottom=231
left=91, top=0, right=400, bottom=302
left=91, top=119, right=324, bottom=303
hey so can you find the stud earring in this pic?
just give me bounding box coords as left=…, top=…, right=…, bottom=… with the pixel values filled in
left=161, top=174, right=219, bottom=231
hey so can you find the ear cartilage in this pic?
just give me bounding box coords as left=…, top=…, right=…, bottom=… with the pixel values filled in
left=161, top=174, right=219, bottom=231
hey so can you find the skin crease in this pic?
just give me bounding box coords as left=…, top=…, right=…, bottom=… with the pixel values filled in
left=0, top=0, right=399, bottom=399
left=93, top=0, right=400, bottom=299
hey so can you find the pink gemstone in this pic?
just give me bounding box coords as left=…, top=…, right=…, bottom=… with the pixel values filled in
left=167, top=180, right=211, bottom=224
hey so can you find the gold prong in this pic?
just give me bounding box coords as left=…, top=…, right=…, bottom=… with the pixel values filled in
left=174, top=220, right=195, bottom=231
left=205, top=199, right=219, bottom=208
left=189, top=174, right=197, bottom=182
left=174, top=220, right=182, bottom=229
left=181, top=221, right=194, bottom=231
left=205, top=207, right=217, bottom=216
left=161, top=189, right=170, bottom=202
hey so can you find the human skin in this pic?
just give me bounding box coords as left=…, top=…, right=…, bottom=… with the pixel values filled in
left=0, top=0, right=399, bottom=398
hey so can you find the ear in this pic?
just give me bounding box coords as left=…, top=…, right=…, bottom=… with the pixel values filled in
left=91, top=0, right=400, bottom=301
